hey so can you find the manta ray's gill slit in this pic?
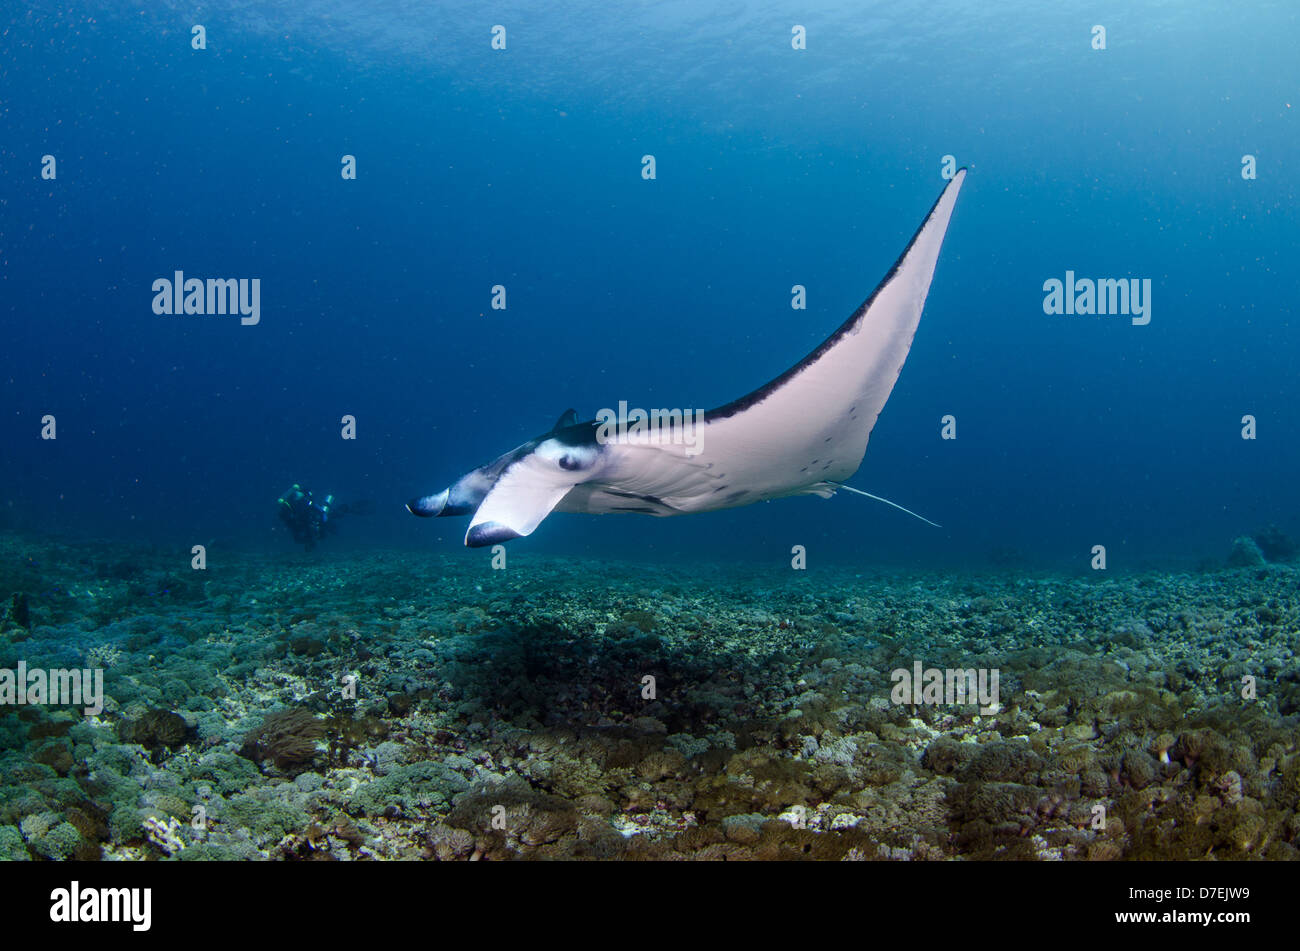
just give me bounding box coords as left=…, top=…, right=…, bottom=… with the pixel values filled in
left=607, top=488, right=663, bottom=503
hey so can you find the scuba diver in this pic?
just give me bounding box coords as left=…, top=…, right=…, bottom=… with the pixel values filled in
left=277, top=484, right=359, bottom=550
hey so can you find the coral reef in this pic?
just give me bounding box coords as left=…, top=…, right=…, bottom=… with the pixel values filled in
left=2, top=528, right=1299, bottom=860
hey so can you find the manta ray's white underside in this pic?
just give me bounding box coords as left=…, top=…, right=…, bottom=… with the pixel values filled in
left=411, top=170, right=966, bottom=546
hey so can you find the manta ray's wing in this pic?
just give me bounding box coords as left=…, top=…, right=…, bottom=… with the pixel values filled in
left=601, top=168, right=967, bottom=514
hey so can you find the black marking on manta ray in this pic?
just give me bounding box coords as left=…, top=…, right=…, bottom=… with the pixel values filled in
left=607, top=490, right=668, bottom=506
left=703, top=174, right=963, bottom=423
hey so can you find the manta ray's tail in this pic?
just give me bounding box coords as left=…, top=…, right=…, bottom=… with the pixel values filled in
left=830, top=483, right=941, bottom=528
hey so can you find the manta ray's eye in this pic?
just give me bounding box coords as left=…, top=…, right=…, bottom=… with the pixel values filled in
left=539, top=439, right=595, bottom=472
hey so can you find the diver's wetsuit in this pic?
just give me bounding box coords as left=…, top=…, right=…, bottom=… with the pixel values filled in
left=278, top=484, right=342, bottom=550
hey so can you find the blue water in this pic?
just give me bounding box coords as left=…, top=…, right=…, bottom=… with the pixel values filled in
left=3, top=1, right=1297, bottom=568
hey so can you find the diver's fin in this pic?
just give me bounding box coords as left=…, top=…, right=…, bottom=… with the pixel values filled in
left=551, top=409, right=579, bottom=432
left=830, top=482, right=941, bottom=528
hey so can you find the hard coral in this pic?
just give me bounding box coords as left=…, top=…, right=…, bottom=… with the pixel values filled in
left=118, top=709, right=193, bottom=759
left=1252, top=524, right=1297, bottom=561
left=238, top=708, right=327, bottom=773
left=1226, top=536, right=1266, bottom=568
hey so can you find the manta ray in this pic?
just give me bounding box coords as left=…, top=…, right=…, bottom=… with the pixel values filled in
left=410, top=169, right=966, bottom=547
